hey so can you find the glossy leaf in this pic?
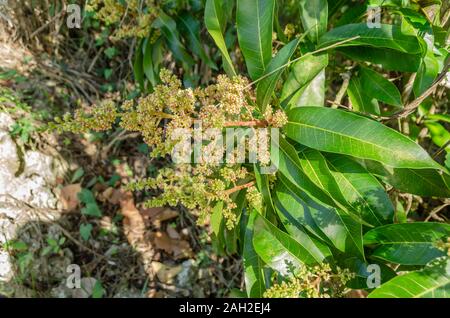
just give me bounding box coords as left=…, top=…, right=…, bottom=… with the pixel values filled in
left=256, top=38, right=300, bottom=111
left=243, top=210, right=266, bottom=297
left=359, top=67, right=402, bottom=108
left=318, top=23, right=422, bottom=54
left=289, top=70, right=326, bottom=108
left=273, top=136, right=337, bottom=207
left=143, top=37, right=157, bottom=87
left=347, top=75, right=380, bottom=115
left=363, top=160, right=450, bottom=198
left=205, top=0, right=236, bottom=76
left=153, top=11, right=194, bottom=66
left=237, top=0, right=275, bottom=80
left=298, top=0, right=328, bottom=43
left=338, top=47, right=422, bottom=72
left=178, top=13, right=217, bottom=70
left=133, top=40, right=145, bottom=90
left=285, top=107, right=441, bottom=169
left=275, top=175, right=364, bottom=258
left=364, top=223, right=450, bottom=265
left=281, top=53, right=328, bottom=107
left=252, top=214, right=329, bottom=276
left=368, top=257, right=450, bottom=298
left=324, top=154, right=394, bottom=226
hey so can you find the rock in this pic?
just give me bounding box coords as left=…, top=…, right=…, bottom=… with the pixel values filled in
left=0, top=113, right=66, bottom=285
left=72, top=277, right=98, bottom=298
left=177, top=259, right=196, bottom=288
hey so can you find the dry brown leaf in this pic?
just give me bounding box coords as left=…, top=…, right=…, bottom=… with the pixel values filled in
left=151, top=208, right=179, bottom=223
left=59, top=183, right=82, bottom=211
left=151, top=261, right=182, bottom=284
left=119, top=191, right=155, bottom=278
left=154, top=231, right=193, bottom=260
left=345, top=289, right=368, bottom=298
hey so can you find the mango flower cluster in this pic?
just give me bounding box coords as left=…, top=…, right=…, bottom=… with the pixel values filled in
left=263, top=264, right=354, bottom=298
left=85, top=0, right=158, bottom=38
left=54, top=69, right=287, bottom=229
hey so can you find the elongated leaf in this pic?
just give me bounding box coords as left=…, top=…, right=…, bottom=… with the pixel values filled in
left=178, top=13, right=217, bottom=70
left=273, top=136, right=336, bottom=207
left=364, top=223, right=450, bottom=265
left=347, top=75, right=380, bottom=115
left=325, top=154, right=394, bottom=226
left=413, top=52, right=439, bottom=97
left=299, top=0, right=328, bottom=43
left=237, top=0, right=275, bottom=80
left=205, top=0, right=236, bottom=76
left=153, top=11, right=194, bottom=66
left=133, top=40, right=145, bottom=90
left=363, top=160, right=450, bottom=198
left=256, top=38, right=300, bottom=111
left=285, top=107, right=441, bottom=169
left=281, top=53, right=328, bottom=104
left=243, top=210, right=266, bottom=297
left=359, top=67, right=402, bottom=108
left=253, top=214, right=330, bottom=276
left=275, top=175, right=364, bottom=258
left=318, top=23, right=422, bottom=54
left=368, top=257, right=450, bottom=298
left=143, top=37, right=157, bottom=87
left=254, top=164, right=276, bottom=217
left=338, top=47, right=422, bottom=72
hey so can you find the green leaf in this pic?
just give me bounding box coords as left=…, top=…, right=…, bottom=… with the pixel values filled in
left=364, top=223, right=450, bottom=265
left=178, top=13, right=217, bottom=70
left=318, top=23, right=422, bottom=54
left=285, top=107, right=441, bottom=169
left=81, top=203, right=102, bottom=218
left=80, top=223, right=93, bottom=241
left=281, top=52, right=328, bottom=104
left=237, top=0, right=275, bottom=80
left=273, top=136, right=336, bottom=207
left=368, top=257, right=450, bottom=298
left=414, top=52, right=439, bottom=96
left=347, top=75, right=380, bottom=115
left=92, top=280, right=105, bottom=298
left=254, top=164, right=276, bottom=217
left=256, top=38, right=300, bottom=111
left=324, top=154, right=394, bottom=226
left=243, top=210, right=266, bottom=297
left=143, top=37, right=157, bottom=87
left=359, top=67, right=402, bottom=108
left=70, top=167, right=85, bottom=183
left=275, top=175, right=364, bottom=258
left=253, top=213, right=330, bottom=276
left=338, top=47, right=422, bottom=72
left=153, top=11, right=194, bottom=66
left=204, top=0, right=236, bottom=76
left=363, top=160, right=450, bottom=198
left=298, top=0, right=328, bottom=43
left=288, top=70, right=326, bottom=108
left=133, top=40, right=145, bottom=90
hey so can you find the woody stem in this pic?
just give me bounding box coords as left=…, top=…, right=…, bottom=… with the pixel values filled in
left=223, top=120, right=268, bottom=128
left=224, top=181, right=255, bottom=196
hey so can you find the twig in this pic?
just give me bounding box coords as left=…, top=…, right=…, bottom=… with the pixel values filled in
left=245, top=36, right=361, bottom=88
left=387, top=59, right=450, bottom=120
left=30, top=10, right=65, bottom=39
left=425, top=203, right=450, bottom=222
